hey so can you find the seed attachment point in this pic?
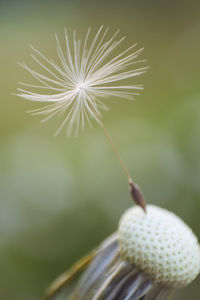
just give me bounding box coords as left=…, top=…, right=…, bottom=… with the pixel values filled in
left=129, top=181, right=146, bottom=212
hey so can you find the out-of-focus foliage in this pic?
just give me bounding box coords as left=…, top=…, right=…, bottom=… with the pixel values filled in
left=0, top=1, right=200, bottom=299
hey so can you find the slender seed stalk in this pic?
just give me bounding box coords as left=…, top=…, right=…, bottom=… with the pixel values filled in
left=92, top=107, right=146, bottom=212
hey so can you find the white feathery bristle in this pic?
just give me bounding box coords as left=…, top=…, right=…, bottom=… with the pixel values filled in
left=17, top=26, right=147, bottom=136
left=118, top=205, right=200, bottom=288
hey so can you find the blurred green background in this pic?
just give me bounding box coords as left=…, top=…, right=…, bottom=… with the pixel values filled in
left=0, top=0, right=200, bottom=299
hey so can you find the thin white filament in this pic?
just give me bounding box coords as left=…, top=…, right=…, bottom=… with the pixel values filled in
left=17, top=26, right=147, bottom=135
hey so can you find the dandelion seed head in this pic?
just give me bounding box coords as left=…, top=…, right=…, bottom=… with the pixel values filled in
left=17, top=26, right=146, bottom=136
left=118, top=205, right=200, bottom=288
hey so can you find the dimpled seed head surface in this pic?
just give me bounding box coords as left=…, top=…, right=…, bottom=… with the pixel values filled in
left=118, top=205, right=200, bottom=288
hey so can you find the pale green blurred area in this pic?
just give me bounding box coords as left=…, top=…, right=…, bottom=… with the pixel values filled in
left=0, top=0, right=200, bottom=299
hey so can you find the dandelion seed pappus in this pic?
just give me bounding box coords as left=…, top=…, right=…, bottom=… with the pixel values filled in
left=17, top=26, right=147, bottom=137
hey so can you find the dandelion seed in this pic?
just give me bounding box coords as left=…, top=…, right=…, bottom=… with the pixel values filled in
left=17, top=26, right=147, bottom=211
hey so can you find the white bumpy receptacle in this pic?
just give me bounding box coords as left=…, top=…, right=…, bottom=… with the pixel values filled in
left=118, top=205, right=200, bottom=288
